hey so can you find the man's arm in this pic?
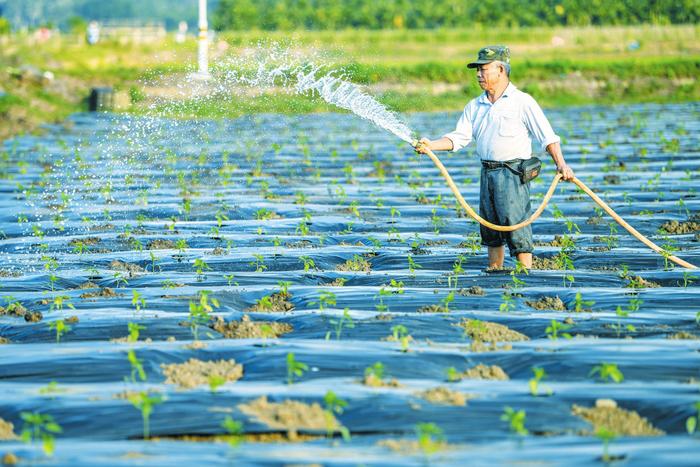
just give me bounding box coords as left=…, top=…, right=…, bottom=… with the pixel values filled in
left=415, top=136, right=454, bottom=153
left=546, top=141, right=574, bottom=181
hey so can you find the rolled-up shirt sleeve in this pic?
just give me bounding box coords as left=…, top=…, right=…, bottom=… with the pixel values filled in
left=522, top=96, right=560, bottom=151
left=442, top=106, right=473, bottom=152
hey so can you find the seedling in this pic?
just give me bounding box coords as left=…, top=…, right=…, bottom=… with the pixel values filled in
left=299, top=255, right=316, bottom=272
left=363, top=361, right=390, bottom=385
left=131, top=290, right=146, bottom=312
left=446, top=366, right=461, bottom=382
left=596, top=426, right=617, bottom=462
left=326, top=308, right=355, bottom=341
left=545, top=319, right=572, bottom=340
left=415, top=422, right=445, bottom=456
left=407, top=254, right=422, bottom=277
left=440, top=291, right=455, bottom=312
left=188, top=290, right=219, bottom=341
left=222, top=416, right=244, bottom=447
left=193, top=258, right=212, bottom=280
left=448, top=255, right=466, bottom=288
left=127, top=391, right=164, bottom=439
left=572, top=291, right=595, bottom=312
left=390, top=324, right=411, bottom=352
left=208, top=374, right=226, bottom=393
left=127, top=322, right=146, bottom=342
left=48, top=319, right=71, bottom=343
left=499, top=292, right=515, bottom=313
left=127, top=349, right=146, bottom=383
left=323, top=390, right=351, bottom=441
left=590, top=362, right=624, bottom=383
left=20, top=411, right=62, bottom=456
left=310, top=290, right=336, bottom=311
left=49, top=295, right=74, bottom=312
left=528, top=367, right=552, bottom=396
left=686, top=401, right=700, bottom=435
left=680, top=271, right=697, bottom=288
left=501, top=406, right=528, bottom=436
left=224, top=274, right=238, bottom=286
left=286, top=352, right=308, bottom=385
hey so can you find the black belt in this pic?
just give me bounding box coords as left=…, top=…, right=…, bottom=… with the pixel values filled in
left=481, top=159, right=523, bottom=169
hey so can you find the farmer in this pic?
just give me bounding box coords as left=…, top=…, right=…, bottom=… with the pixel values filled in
left=415, top=45, right=574, bottom=269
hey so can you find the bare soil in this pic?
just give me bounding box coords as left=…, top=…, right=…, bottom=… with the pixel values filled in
left=416, top=386, right=473, bottom=406
left=526, top=296, right=567, bottom=311
left=572, top=399, right=664, bottom=436
left=161, top=358, right=244, bottom=389
left=457, top=319, right=529, bottom=343
left=209, top=314, right=293, bottom=338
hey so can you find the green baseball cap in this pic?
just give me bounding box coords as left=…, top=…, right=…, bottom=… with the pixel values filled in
left=467, top=45, right=511, bottom=68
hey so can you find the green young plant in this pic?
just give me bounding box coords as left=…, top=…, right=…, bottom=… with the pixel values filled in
left=445, top=366, right=461, bottom=383
left=415, top=422, right=445, bottom=456
left=286, top=352, right=308, bottom=385
left=407, top=254, right=422, bottom=277
left=311, top=290, right=337, bottom=311
left=499, top=292, right=515, bottom=313
left=545, top=319, right=572, bottom=340
left=48, top=319, right=71, bottom=343
left=596, top=426, right=617, bottom=462
left=572, top=291, right=595, bottom=312
left=391, top=324, right=411, bottom=352
left=131, top=290, right=146, bottom=312
left=364, top=361, right=385, bottom=381
left=193, top=258, right=212, bottom=280
left=686, top=401, right=700, bottom=435
left=528, top=367, right=552, bottom=396
left=224, top=274, right=238, bottom=286
left=20, top=412, right=62, bottom=456
left=127, top=391, right=164, bottom=439
left=127, top=349, right=146, bottom=383
left=188, top=290, right=219, bottom=341
left=440, top=291, right=455, bottom=312
left=299, top=255, right=316, bottom=272
left=127, top=322, right=146, bottom=343
left=501, top=406, right=528, bottom=436
left=590, top=362, right=624, bottom=383
left=208, top=374, right=226, bottom=393
left=326, top=308, right=355, bottom=341
left=222, top=416, right=244, bottom=447
left=323, top=390, right=351, bottom=441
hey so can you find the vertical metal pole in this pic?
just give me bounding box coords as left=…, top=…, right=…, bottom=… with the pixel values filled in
left=197, top=0, right=209, bottom=78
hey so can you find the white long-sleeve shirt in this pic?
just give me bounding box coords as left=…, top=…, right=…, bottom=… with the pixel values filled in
left=443, top=82, right=560, bottom=161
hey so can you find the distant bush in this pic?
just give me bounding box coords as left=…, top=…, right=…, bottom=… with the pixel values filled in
left=213, top=0, right=700, bottom=31
left=0, top=17, right=11, bottom=35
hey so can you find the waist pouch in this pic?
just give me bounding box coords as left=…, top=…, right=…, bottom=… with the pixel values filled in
left=516, top=157, right=542, bottom=183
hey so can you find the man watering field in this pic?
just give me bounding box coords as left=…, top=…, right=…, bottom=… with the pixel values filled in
left=415, top=45, right=575, bottom=270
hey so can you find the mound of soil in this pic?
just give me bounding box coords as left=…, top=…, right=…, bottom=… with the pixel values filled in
left=416, top=386, right=472, bottom=406
left=660, top=220, right=700, bottom=235
left=0, top=303, right=42, bottom=322
left=336, top=255, right=372, bottom=272
left=77, top=281, right=99, bottom=289
left=461, top=364, right=509, bottom=380
left=0, top=418, right=18, bottom=440
left=377, top=438, right=449, bottom=453
left=525, top=295, right=567, bottom=311
left=109, top=260, right=144, bottom=275
left=458, top=286, right=486, bottom=296
left=532, top=255, right=565, bottom=270
left=80, top=287, right=120, bottom=299
left=237, top=396, right=338, bottom=440
left=534, top=235, right=571, bottom=247
left=666, top=331, right=699, bottom=340
left=161, top=358, right=243, bottom=389
left=246, top=292, right=294, bottom=312
left=147, top=239, right=177, bottom=249
left=457, top=319, right=529, bottom=342
left=68, top=236, right=101, bottom=246
left=209, top=314, right=293, bottom=339
left=625, top=275, right=661, bottom=288
left=417, top=304, right=449, bottom=313
left=572, top=399, right=664, bottom=436
left=362, top=373, right=402, bottom=388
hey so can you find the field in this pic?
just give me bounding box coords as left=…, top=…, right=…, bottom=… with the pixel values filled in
left=0, top=24, right=699, bottom=140
left=0, top=97, right=699, bottom=464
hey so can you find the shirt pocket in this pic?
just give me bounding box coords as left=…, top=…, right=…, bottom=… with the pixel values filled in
left=498, top=113, right=521, bottom=137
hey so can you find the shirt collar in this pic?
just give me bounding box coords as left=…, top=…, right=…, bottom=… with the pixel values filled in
left=478, top=82, right=516, bottom=105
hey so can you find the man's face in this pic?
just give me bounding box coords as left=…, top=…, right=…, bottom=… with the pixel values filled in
left=476, top=62, right=504, bottom=90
